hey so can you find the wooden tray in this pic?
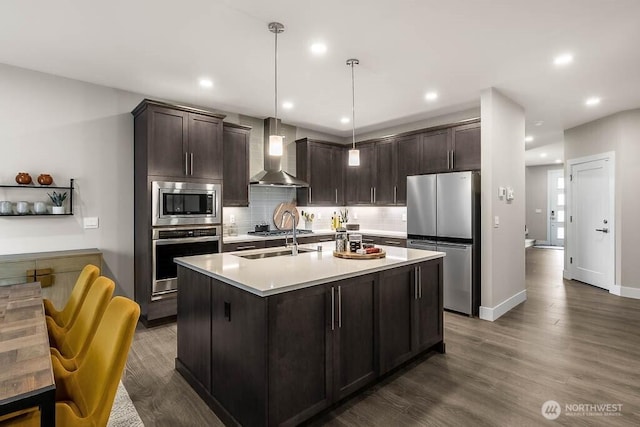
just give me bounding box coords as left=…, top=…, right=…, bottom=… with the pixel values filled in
left=333, top=250, right=386, bottom=260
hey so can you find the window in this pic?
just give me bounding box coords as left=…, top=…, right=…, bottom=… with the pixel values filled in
left=557, top=194, right=565, bottom=206
left=557, top=177, right=565, bottom=190
left=557, top=227, right=565, bottom=239
left=558, top=210, right=565, bottom=222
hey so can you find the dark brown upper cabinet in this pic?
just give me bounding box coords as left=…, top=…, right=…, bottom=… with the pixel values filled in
left=451, top=122, right=481, bottom=171
left=222, top=123, right=251, bottom=207
left=296, top=139, right=345, bottom=206
left=345, top=143, right=375, bottom=205
left=133, top=99, right=225, bottom=181
left=395, top=134, right=421, bottom=204
left=419, top=128, right=451, bottom=174
left=373, top=138, right=398, bottom=205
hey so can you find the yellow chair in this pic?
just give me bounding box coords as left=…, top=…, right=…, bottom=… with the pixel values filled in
left=48, top=276, right=114, bottom=371
left=44, top=264, right=100, bottom=329
left=3, top=297, right=140, bottom=427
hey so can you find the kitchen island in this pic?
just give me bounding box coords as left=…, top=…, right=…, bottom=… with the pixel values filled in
left=174, top=242, right=445, bottom=426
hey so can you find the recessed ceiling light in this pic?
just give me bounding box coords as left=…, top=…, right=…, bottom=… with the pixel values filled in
left=585, top=97, right=601, bottom=106
left=199, top=78, right=213, bottom=88
left=553, top=53, right=574, bottom=66
left=540, top=153, right=548, bottom=158
left=340, top=117, right=350, bottom=124
left=282, top=101, right=294, bottom=110
left=310, top=43, right=327, bottom=55
left=525, top=136, right=534, bottom=143
left=425, top=92, right=438, bottom=101
left=535, top=121, right=544, bottom=126
left=555, top=159, right=562, bottom=163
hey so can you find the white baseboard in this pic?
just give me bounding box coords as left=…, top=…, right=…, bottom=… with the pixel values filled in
left=610, top=284, right=640, bottom=299
left=479, top=290, right=527, bottom=322
left=563, top=270, right=572, bottom=280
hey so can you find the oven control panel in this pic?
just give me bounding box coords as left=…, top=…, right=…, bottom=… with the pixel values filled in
left=156, top=227, right=218, bottom=240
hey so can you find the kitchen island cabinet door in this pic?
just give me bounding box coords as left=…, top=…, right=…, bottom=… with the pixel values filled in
left=378, top=264, right=417, bottom=374
left=222, top=124, right=250, bottom=206
left=333, top=274, right=378, bottom=400
left=451, top=123, right=481, bottom=171
left=188, top=113, right=223, bottom=180
left=268, top=284, right=333, bottom=426
left=415, top=259, right=444, bottom=352
left=211, top=278, right=268, bottom=427
left=420, top=128, right=450, bottom=174
left=148, top=106, right=189, bottom=177
left=374, top=139, right=397, bottom=205
left=396, top=134, right=421, bottom=205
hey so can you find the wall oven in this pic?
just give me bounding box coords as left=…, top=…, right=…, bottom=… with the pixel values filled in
left=152, top=181, right=221, bottom=226
left=152, top=226, right=220, bottom=299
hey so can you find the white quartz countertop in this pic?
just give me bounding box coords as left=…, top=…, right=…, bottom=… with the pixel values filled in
left=223, top=229, right=407, bottom=243
left=175, top=242, right=443, bottom=297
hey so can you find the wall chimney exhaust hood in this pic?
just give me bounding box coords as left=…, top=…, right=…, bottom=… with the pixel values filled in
left=249, top=117, right=308, bottom=187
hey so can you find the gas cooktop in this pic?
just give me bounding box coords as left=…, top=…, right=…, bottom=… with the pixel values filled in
left=248, top=229, right=314, bottom=237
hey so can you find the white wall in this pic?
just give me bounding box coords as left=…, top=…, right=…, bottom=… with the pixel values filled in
left=0, top=63, right=143, bottom=297
left=525, top=165, right=563, bottom=243
left=564, top=108, right=640, bottom=291
left=480, top=88, right=526, bottom=320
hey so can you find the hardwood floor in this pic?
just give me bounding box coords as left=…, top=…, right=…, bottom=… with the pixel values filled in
left=123, top=248, right=640, bottom=426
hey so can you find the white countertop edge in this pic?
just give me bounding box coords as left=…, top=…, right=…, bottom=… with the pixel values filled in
left=175, top=250, right=443, bottom=298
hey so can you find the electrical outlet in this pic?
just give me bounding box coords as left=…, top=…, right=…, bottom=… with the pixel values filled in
left=401, top=213, right=407, bottom=222
left=498, top=187, right=506, bottom=199
left=83, top=217, right=99, bottom=229
left=317, top=213, right=322, bottom=220
left=229, top=214, right=235, bottom=224
left=353, top=212, right=358, bottom=220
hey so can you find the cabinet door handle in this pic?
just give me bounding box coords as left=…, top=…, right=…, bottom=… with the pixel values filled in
left=384, top=240, right=401, bottom=245
left=370, top=187, right=373, bottom=204
left=331, top=287, right=335, bottom=331
left=362, top=238, right=375, bottom=243
left=335, top=188, right=338, bottom=204
left=185, top=153, right=189, bottom=175
left=190, top=152, right=194, bottom=175
left=418, top=266, right=422, bottom=299
left=236, top=245, right=256, bottom=250
left=338, top=285, right=342, bottom=328
left=373, top=187, right=376, bottom=204
left=309, top=187, right=312, bottom=204
left=414, top=267, right=419, bottom=300
left=319, top=238, right=333, bottom=242
left=394, top=186, right=397, bottom=204
left=451, top=151, right=454, bottom=170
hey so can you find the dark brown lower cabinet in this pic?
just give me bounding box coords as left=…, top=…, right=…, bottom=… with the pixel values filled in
left=176, top=259, right=442, bottom=427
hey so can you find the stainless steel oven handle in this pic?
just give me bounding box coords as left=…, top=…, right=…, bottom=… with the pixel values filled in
left=154, top=236, right=220, bottom=245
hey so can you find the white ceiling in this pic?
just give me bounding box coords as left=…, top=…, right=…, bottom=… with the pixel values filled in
left=1, top=0, right=639, bottom=166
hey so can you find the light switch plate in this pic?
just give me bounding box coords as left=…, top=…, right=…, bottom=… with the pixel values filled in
left=83, top=217, right=99, bottom=229
left=401, top=213, right=407, bottom=222
left=498, top=187, right=506, bottom=199
left=535, top=209, right=542, bottom=214
left=353, top=212, right=358, bottom=220
left=494, top=216, right=500, bottom=228
left=229, top=214, right=235, bottom=224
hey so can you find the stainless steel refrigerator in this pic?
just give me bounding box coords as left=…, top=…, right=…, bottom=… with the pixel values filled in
left=406, top=172, right=480, bottom=316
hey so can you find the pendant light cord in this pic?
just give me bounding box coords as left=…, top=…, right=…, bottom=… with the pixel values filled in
left=274, top=28, right=279, bottom=136
left=351, top=61, right=356, bottom=149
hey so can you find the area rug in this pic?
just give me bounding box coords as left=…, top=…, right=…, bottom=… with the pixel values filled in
left=108, top=381, right=144, bottom=427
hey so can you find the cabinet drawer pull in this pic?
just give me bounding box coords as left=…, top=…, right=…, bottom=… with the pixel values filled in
left=384, top=240, right=401, bottom=245
left=190, top=152, right=194, bottom=175
left=331, top=287, right=335, bottom=331
left=319, top=238, right=333, bottom=242
left=236, top=245, right=256, bottom=250
left=338, top=285, right=342, bottom=328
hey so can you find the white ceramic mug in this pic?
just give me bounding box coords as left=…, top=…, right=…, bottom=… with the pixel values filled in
left=16, top=201, right=29, bottom=214
left=0, top=201, right=12, bottom=214
left=34, top=201, right=47, bottom=214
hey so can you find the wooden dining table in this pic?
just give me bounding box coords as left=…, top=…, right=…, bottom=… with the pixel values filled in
left=0, top=282, right=55, bottom=427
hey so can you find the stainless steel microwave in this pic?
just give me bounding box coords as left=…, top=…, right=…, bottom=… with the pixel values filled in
left=152, top=181, right=221, bottom=226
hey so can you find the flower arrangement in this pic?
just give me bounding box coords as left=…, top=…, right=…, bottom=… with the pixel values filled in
left=301, top=211, right=315, bottom=222
left=339, top=208, right=349, bottom=224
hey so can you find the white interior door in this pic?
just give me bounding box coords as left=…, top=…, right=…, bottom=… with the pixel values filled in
left=570, top=158, right=614, bottom=289
left=548, top=169, right=565, bottom=247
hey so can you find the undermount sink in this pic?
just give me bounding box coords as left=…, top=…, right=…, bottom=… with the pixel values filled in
left=235, top=247, right=317, bottom=260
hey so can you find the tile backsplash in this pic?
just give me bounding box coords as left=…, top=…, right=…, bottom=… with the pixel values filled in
left=223, top=187, right=407, bottom=236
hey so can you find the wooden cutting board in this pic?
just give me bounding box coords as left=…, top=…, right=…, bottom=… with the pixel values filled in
left=333, top=250, right=386, bottom=260
left=273, top=202, right=299, bottom=230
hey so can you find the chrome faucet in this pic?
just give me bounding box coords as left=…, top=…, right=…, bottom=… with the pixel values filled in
left=281, top=210, right=298, bottom=255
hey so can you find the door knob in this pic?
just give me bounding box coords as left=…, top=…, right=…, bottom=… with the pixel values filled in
left=595, top=228, right=609, bottom=233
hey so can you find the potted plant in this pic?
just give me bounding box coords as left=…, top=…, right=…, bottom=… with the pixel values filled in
left=48, top=191, right=67, bottom=214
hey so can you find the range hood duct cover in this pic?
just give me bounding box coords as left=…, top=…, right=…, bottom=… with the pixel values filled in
left=250, top=117, right=308, bottom=187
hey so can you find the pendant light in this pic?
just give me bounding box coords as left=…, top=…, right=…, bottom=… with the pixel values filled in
left=268, top=22, right=284, bottom=156
left=347, top=58, right=360, bottom=166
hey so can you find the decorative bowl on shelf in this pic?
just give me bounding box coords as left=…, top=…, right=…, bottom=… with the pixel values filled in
left=37, top=174, right=53, bottom=185
left=15, top=172, right=32, bottom=185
